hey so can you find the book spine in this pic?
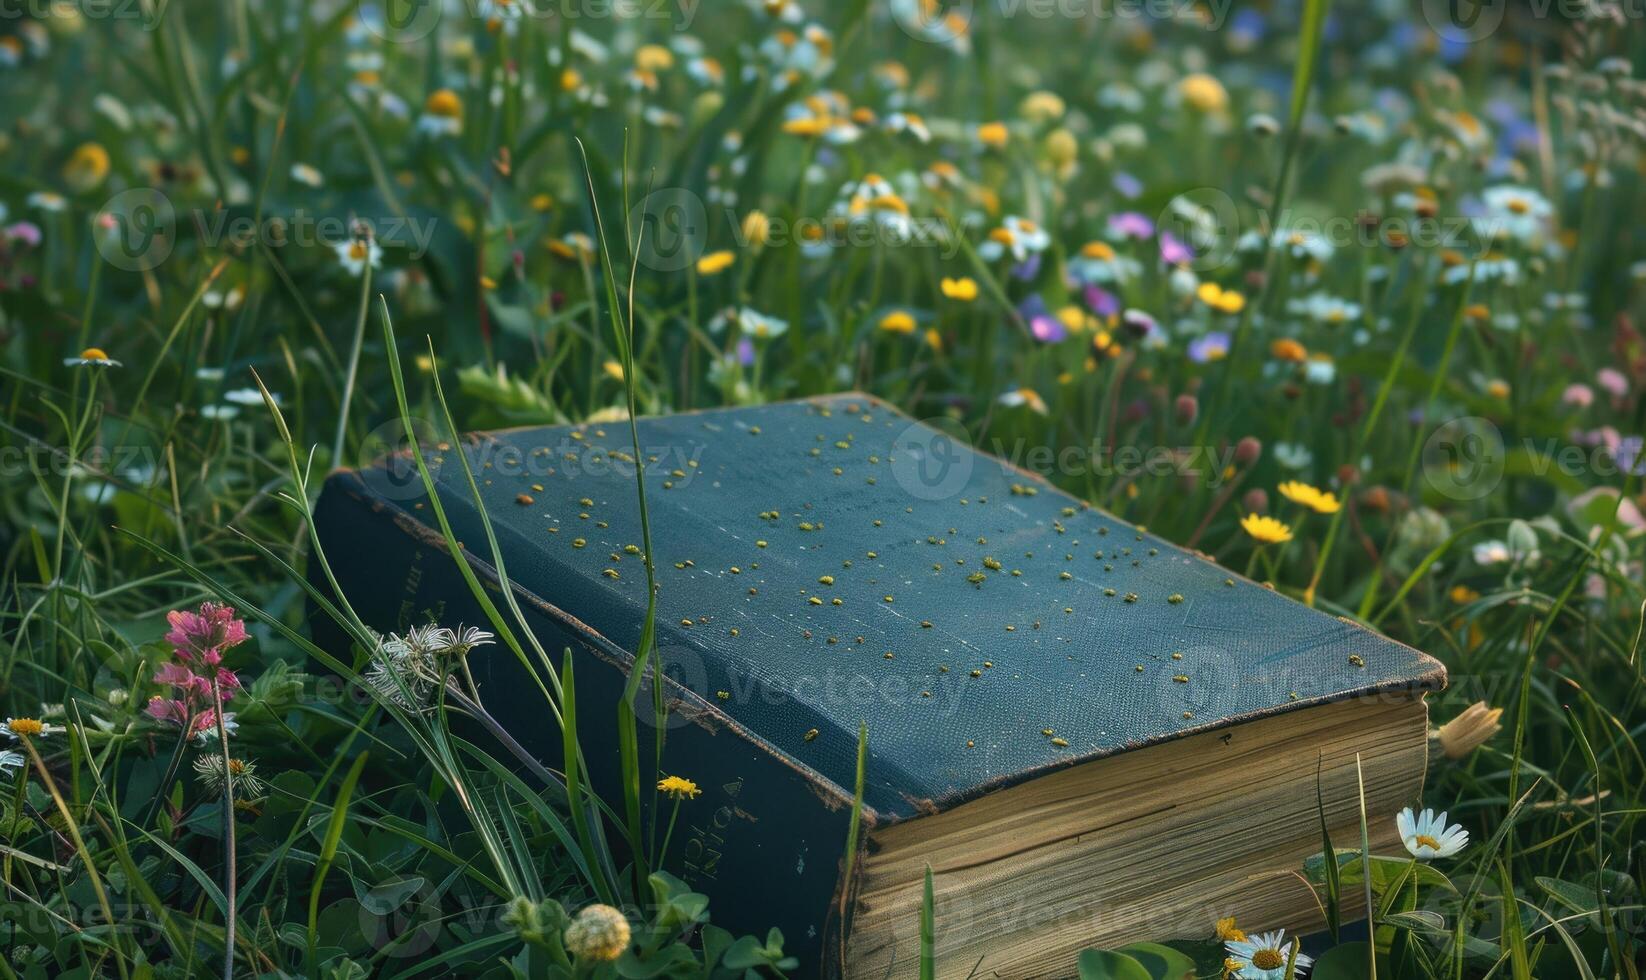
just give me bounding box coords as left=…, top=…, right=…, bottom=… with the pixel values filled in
left=308, top=471, right=862, bottom=976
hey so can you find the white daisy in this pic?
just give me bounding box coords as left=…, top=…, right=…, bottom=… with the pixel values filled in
left=289, top=162, right=324, bottom=188
left=997, top=387, right=1048, bottom=415
left=0, top=750, right=25, bottom=774
left=884, top=112, right=931, bottom=143
left=1397, top=806, right=1469, bottom=860
left=1272, top=228, right=1334, bottom=264
left=1444, top=256, right=1520, bottom=286
left=1070, top=241, right=1142, bottom=286
left=334, top=237, right=382, bottom=276
left=736, top=307, right=789, bottom=340
left=1273, top=442, right=1314, bottom=471
left=223, top=387, right=279, bottom=406
left=27, top=191, right=67, bottom=213
left=1224, top=929, right=1312, bottom=979
left=1288, top=293, right=1362, bottom=327
left=1476, top=185, right=1553, bottom=245
left=2, top=718, right=60, bottom=740
left=841, top=174, right=916, bottom=241
left=978, top=215, right=1050, bottom=263
left=64, top=347, right=122, bottom=368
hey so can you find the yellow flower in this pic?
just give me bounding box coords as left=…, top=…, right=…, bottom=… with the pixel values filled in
left=1277, top=481, right=1340, bottom=514
left=1044, top=128, right=1078, bottom=169
left=424, top=88, right=462, bottom=120
left=1449, top=584, right=1480, bottom=604
left=1196, top=282, right=1246, bottom=315
left=530, top=193, right=554, bottom=212
left=924, top=328, right=943, bottom=352
left=1486, top=378, right=1510, bottom=399
left=879, top=310, right=917, bottom=335
left=940, top=276, right=978, bottom=301
left=64, top=141, right=111, bottom=192
left=1019, top=90, right=1066, bottom=123
left=1240, top=513, right=1293, bottom=544
left=782, top=115, right=830, bottom=137
left=559, top=67, right=583, bottom=92
left=1215, top=917, right=1247, bottom=943
left=741, top=210, right=771, bottom=248
left=1056, top=305, right=1091, bottom=333
left=1179, top=73, right=1229, bottom=113
left=695, top=250, right=735, bottom=276
left=563, top=904, right=630, bottom=962
left=976, top=121, right=1010, bottom=148
left=1270, top=338, right=1308, bottom=362
left=4, top=718, right=44, bottom=737
left=657, top=775, right=701, bottom=800
left=602, top=360, right=626, bottom=382
left=64, top=347, right=121, bottom=368
left=634, top=44, right=674, bottom=73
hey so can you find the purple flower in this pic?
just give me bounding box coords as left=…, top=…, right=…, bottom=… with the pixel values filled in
left=5, top=223, right=42, bottom=248
left=736, top=338, right=755, bottom=366
left=1108, top=212, right=1154, bottom=240
left=1112, top=172, right=1143, bottom=199
left=1229, top=8, right=1266, bottom=44
left=1011, top=253, right=1042, bottom=281
left=1159, top=232, right=1194, bottom=265
left=1084, top=285, right=1120, bottom=317
left=1188, top=332, right=1230, bottom=363
left=1019, top=294, right=1066, bottom=343
left=1617, top=436, right=1644, bottom=477
left=1122, top=309, right=1162, bottom=345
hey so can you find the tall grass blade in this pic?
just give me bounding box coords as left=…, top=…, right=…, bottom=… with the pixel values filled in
left=308, top=751, right=369, bottom=977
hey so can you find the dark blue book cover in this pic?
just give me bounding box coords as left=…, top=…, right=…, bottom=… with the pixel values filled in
left=310, top=393, right=1444, bottom=976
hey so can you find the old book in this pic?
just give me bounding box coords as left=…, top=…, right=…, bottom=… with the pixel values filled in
left=310, top=393, right=1443, bottom=978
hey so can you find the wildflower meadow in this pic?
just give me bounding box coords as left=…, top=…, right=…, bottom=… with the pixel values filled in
left=0, top=0, right=1644, bottom=977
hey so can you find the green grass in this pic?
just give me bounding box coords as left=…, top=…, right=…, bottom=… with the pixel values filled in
left=1, top=1, right=1643, bottom=976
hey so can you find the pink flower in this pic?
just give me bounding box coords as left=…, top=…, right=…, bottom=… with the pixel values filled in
left=164, top=602, right=248, bottom=664
left=148, top=603, right=249, bottom=737
left=1563, top=383, right=1594, bottom=409
left=1597, top=368, right=1628, bottom=398
left=146, top=696, right=190, bottom=726
left=154, top=661, right=206, bottom=692
left=5, top=222, right=42, bottom=248
left=188, top=708, right=227, bottom=738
